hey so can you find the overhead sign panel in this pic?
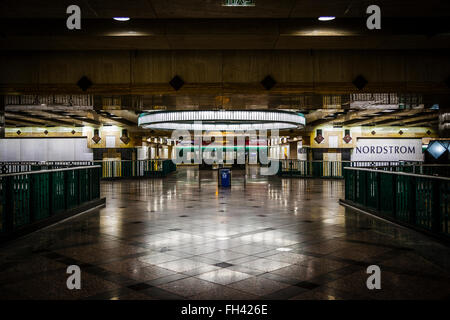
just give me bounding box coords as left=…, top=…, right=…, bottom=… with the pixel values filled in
left=351, top=138, right=423, bottom=162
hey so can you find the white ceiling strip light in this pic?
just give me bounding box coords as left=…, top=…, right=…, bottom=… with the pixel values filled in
left=138, top=110, right=306, bottom=131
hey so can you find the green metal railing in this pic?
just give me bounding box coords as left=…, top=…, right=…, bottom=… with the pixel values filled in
left=343, top=167, right=450, bottom=239
left=277, top=160, right=346, bottom=178
left=371, top=164, right=450, bottom=177
left=0, top=160, right=177, bottom=180
left=98, top=160, right=176, bottom=179
left=0, top=161, right=93, bottom=174
left=0, top=166, right=101, bottom=234
left=277, top=160, right=423, bottom=178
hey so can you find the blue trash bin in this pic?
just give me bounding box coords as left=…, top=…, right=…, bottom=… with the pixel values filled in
left=218, top=168, right=231, bottom=187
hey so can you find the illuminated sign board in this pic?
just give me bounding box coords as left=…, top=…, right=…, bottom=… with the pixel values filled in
left=222, top=0, right=256, bottom=7
left=351, top=138, right=423, bottom=162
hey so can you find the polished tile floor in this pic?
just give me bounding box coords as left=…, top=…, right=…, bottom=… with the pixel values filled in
left=1, top=167, right=450, bottom=300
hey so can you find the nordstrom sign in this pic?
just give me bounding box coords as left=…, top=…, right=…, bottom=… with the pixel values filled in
left=351, top=138, right=423, bottom=162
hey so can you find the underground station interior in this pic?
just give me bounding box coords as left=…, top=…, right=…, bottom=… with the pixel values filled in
left=0, top=0, right=450, bottom=307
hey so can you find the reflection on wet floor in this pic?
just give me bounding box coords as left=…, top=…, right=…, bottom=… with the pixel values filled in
left=0, top=167, right=449, bottom=300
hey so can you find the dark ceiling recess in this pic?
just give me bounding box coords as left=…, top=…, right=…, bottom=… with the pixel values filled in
left=444, top=76, right=450, bottom=89
left=169, top=75, right=185, bottom=91
left=352, top=75, right=368, bottom=90
left=77, top=76, right=93, bottom=92
left=261, top=75, right=276, bottom=90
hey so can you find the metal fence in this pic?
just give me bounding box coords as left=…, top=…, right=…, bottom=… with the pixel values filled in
left=0, top=160, right=177, bottom=179
left=0, top=161, right=93, bottom=174
left=370, top=164, right=450, bottom=177
left=0, top=166, right=101, bottom=234
left=342, top=167, right=450, bottom=239
left=277, top=160, right=424, bottom=178
left=98, top=160, right=176, bottom=179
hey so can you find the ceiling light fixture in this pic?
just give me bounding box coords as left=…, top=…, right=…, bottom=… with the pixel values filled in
left=318, top=16, right=336, bottom=21
left=138, top=110, right=306, bottom=131
left=113, top=17, right=130, bottom=21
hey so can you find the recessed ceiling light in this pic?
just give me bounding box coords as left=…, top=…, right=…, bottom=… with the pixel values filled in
left=113, top=17, right=130, bottom=21
left=318, top=16, right=336, bottom=21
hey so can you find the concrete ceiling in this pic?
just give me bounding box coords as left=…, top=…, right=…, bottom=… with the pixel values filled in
left=1, top=0, right=449, bottom=19
left=1, top=1, right=449, bottom=50
left=1, top=1, right=445, bottom=136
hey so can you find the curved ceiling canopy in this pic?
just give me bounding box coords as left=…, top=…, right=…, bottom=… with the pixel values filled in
left=138, top=110, right=306, bottom=131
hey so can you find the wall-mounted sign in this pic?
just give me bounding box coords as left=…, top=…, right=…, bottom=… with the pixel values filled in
left=222, top=0, right=256, bottom=7
left=351, top=138, right=423, bottom=162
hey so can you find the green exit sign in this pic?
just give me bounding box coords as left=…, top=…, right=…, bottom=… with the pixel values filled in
left=222, top=0, right=256, bottom=7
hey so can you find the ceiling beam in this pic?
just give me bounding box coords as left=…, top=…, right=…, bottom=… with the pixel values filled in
left=403, top=120, right=439, bottom=127
left=314, top=109, right=384, bottom=127
left=383, top=113, right=439, bottom=126
left=345, top=109, right=427, bottom=126
left=305, top=109, right=343, bottom=129
left=6, top=111, right=76, bottom=127
left=5, top=116, right=44, bottom=126
left=38, top=110, right=98, bottom=127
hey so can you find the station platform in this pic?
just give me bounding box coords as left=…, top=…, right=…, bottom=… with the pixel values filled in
left=1, top=167, right=449, bottom=300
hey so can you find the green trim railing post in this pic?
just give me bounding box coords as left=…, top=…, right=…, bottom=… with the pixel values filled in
left=29, top=174, right=36, bottom=223
left=4, top=176, right=14, bottom=232
left=0, top=178, right=4, bottom=233
left=90, top=167, right=94, bottom=201
left=49, top=171, right=54, bottom=216
left=64, top=170, right=68, bottom=210
left=432, top=180, right=441, bottom=233
left=409, top=176, right=417, bottom=226
left=376, top=172, right=381, bottom=212
left=392, top=174, right=397, bottom=219
left=77, top=169, right=81, bottom=206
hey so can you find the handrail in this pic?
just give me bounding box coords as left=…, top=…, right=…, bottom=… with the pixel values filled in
left=369, top=164, right=450, bottom=168
left=342, top=164, right=450, bottom=240
left=274, top=160, right=423, bottom=163
left=0, top=165, right=102, bottom=178
left=0, top=160, right=176, bottom=179
left=343, top=166, right=450, bottom=181
left=93, top=159, right=168, bottom=162
left=401, top=164, right=450, bottom=167
left=0, top=164, right=103, bottom=238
